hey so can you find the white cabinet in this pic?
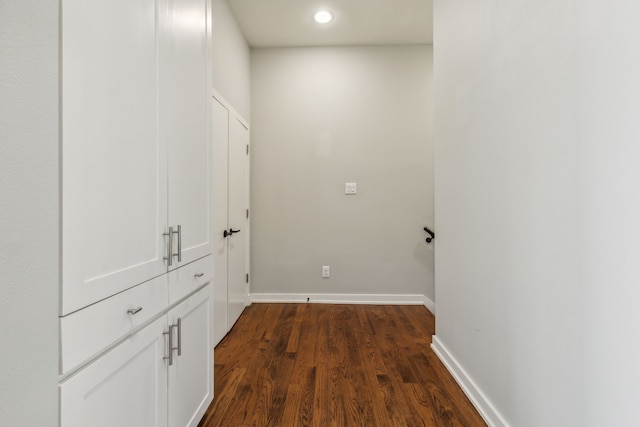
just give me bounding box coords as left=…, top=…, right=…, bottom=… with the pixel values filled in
left=60, top=285, right=213, bottom=427
left=163, top=0, right=213, bottom=271
left=60, top=275, right=169, bottom=374
left=169, top=255, right=214, bottom=306
left=167, top=285, right=213, bottom=427
left=61, top=0, right=168, bottom=316
left=59, top=0, right=213, bottom=424
left=60, top=316, right=169, bottom=427
left=61, top=0, right=212, bottom=316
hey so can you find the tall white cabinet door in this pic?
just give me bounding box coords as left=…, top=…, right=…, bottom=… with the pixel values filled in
left=61, top=0, right=167, bottom=315
left=211, top=97, right=229, bottom=346
left=60, top=316, right=168, bottom=427
left=162, top=0, right=212, bottom=270
left=227, top=118, right=249, bottom=330
left=167, top=286, right=213, bottom=427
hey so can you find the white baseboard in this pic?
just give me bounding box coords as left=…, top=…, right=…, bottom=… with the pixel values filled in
left=422, top=295, right=435, bottom=314
left=431, top=335, right=510, bottom=427
left=250, top=293, right=431, bottom=306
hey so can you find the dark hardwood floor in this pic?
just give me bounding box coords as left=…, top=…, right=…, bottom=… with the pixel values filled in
left=198, top=303, right=486, bottom=427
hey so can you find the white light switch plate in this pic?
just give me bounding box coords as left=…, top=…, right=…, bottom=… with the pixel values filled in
left=345, top=182, right=357, bottom=195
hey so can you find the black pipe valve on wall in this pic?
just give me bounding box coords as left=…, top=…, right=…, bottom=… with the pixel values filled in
left=423, top=227, right=435, bottom=243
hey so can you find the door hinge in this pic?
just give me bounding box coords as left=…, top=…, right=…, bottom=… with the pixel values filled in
left=246, top=273, right=249, bottom=283
left=246, top=144, right=249, bottom=155
left=246, top=208, right=249, bottom=219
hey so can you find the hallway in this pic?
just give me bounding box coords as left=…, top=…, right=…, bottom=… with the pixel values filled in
left=199, top=303, right=485, bottom=426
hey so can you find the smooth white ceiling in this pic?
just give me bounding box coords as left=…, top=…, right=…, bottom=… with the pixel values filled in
left=226, top=0, right=433, bottom=48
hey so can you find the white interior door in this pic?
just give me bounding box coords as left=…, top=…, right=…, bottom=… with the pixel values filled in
left=211, top=98, right=229, bottom=346
left=227, top=117, right=249, bottom=330
left=211, top=95, right=249, bottom=345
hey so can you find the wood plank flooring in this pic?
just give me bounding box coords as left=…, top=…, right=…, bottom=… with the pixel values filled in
left=198, top=304, right=486, bottom=427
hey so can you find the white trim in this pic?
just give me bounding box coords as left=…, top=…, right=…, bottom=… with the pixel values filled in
left=211, top=88, right=249, bottom=128
left=422, top=295, right=435, bottom=314
left=250, top=293, right=427, bottom=305
left=431, top=336, right=510, bottom=427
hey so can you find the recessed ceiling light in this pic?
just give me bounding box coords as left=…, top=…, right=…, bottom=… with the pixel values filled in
left=314, top=10, right=333, bottom=24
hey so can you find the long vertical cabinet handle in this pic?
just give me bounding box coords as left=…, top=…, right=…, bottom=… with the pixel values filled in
left=176, top=318, right=182, bottom=356
left=176, top=225, right=182, bottom=262
left=170, top=225, right=181, bottom=263
left=163, top=226, right=174, bottom=266
left=163, top=327, right=174, bottom=366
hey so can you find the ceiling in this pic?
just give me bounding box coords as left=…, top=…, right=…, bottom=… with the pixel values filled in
left=226, top=0, right=433, bottom=48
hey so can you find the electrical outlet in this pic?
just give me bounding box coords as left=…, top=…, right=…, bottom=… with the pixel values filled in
left=322, top=265, right=330, bottom=278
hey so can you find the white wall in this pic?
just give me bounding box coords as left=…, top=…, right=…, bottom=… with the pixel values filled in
left=0, top=1, right=59, bottom=425
left=251, top=46, right=434, bottom=302
left=212, top=0, right=251, bottom=120
left=434, top=0, right=640, bottom=425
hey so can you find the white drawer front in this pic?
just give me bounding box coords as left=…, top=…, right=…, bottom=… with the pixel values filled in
left=60, top=275, right=169, bottom=374
left=60, top=316, right=168, bottom=427
left=169, top=255, right=213, bottom=305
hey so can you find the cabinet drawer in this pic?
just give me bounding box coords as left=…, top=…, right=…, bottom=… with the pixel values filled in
left=60, top=275, right=169, bottom=374
left=169, top=255, right=213, bottom=305
left=60, top=316, right=168, bottom=427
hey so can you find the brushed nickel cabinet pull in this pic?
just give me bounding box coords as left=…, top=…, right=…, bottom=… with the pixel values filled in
left=176, top=318, right=182, bottom=356
left=163, top=226, right=174, bottom=266
left=163, top=328, right=173, bottom=366
left=127, top=307, right=143, bottom=315
left=172, top=225, right=182, bottom=262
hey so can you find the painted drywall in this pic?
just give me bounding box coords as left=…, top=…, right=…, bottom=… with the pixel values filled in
left=212, top=0, right=251, bottom=120
left=0, top=1, right=59, bottom=425
left=434, top=0, right=640, bottom=425
left=251, top=46, right=434, bottom=301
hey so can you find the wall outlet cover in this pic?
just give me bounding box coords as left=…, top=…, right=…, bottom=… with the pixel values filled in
left=322, top=265, right=330, bottom=278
